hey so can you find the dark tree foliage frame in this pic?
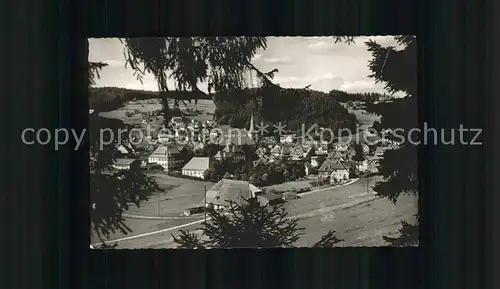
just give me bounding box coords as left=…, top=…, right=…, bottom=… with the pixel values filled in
left=9, top=0, right=495, bottom=289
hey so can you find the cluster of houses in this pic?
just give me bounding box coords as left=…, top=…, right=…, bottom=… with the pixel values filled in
left=111, top=113, right=385, bottom=188
left=106, top=112, right=401, bottom=218
left=248, top=128, right=378, bottom=185
left=116, top=115, right=217, bottom=154
left=140, top=109, right=162, bottom=118
left=111, top=142, right=206, bottom=175
left=154, top=117, right=217, bottom=144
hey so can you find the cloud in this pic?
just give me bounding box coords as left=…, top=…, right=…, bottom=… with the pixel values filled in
left=306, top=36, right=364, bottom=53
left=101, top=59, right=124, bottom=67
left=312, top=72, right=338, bottom=82
left=307, top=40, right=335, bottom=52
left=252, top=54, right=290, bottom=65
left=307, top=36, right=404, bottom=53
left=252, top=54, right=262, bottom=61
left=124, top=79, right=162, bottom=91
left=89, top=36, right=413, bottom=95
left=262, top=57, right=290, bottom=65
left=340, top=79, right=407, bottom=96
left=365, top=36, right=399, bottom=46
left=339, top=80, right=378, bottom=92
left=125, top=83, right=146, bottom=90
left=274, top=73, right=343, bottom=89
left=273, top=75, right=299, bottom=84
left=354, top=36, right=406, bottom=50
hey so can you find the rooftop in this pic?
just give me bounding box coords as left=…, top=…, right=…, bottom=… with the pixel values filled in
left=329, top=151, right=345, bottom=160
left=318, top=159, right=348, bottom=172
left=113, top=158, right=138, bottom=166
left=182, top=157, right=210, bottom=171
left=256, top=147, right=268, bottom=154
left=204, top=179, right=262, bottom=206
left=150, top=144, right=184, bottom=156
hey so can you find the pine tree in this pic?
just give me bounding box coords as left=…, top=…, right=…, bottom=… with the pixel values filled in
left=352, top=143, right=366, bottom=163
left=364, top=36, right=419, bottom=246
left=88, top=59, right=161, bottom=245
left=88, top=62, right=108, bottom=85
left=122, top=37, right=272, bottom=125
left=172, top=198, right=342, bottom=248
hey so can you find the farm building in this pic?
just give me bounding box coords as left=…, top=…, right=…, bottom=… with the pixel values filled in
left=182, top=157, right=210, bottom=179
left=355, top=160, right=369, bottom=172
left=310, top=155, right=326, bottom=168
left=148, top=145, right=186, bottom=172
left=202, top=179, right=267, bottom=210
left=318, top=159, right=349, bottom=180
left=215, top=143, right=246, bottom=162
left=330, top=166, right=350, bottom=183
left=170, top=116, right=184, bottom=127
left=112, top=158, right=141, bottom=170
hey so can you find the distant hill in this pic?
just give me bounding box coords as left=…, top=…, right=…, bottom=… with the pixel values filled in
left=89, top=86, right=391, bottom=135
left=327, top=89, right=393, bottom=102
left=212, top=87, right=359, bottom=133
left=89, top=87, right=210, bottom=112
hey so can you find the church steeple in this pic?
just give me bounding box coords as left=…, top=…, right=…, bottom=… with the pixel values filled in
left=248, top=113, right=255, bottom=140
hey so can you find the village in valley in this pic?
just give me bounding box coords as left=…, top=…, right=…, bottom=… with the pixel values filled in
left=88, top=36, right=418, bottom=248
left=89, top=95, right=411, bottom=248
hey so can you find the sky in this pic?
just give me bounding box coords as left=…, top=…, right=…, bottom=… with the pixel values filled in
left=88, top=36, right=407, bottom=95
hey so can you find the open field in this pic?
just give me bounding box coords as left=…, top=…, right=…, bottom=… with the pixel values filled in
left=283, top=176, right=417, bottom=246
left=97, top=176, right=417, bottom=248
left=264, top=179, right=317, bottom=192
left=347, top=108, right=380, bottom=130
left=125, top=174, right=214, bottom=217
left=90, top=174, right=213, bottom=244
left=99, top=99, right=216, bottom=124
left=90, top=217, right=194, bottom=245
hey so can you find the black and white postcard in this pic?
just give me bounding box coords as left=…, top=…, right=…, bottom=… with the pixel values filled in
left=88, top=36, right=418, bottom=249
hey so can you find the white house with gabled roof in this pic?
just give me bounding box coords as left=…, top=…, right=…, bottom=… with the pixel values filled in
left=148, top=145, right=185, bottom=172
left=182, top=157, right=211, bottom=179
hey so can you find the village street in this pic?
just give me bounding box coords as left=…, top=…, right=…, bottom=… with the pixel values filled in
left=92, top=176, right=416, bottom=248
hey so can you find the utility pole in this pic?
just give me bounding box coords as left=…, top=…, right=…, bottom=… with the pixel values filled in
left=366, top=158, right=375, bottom=195
left=204, top=185, right=207, bottom=223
